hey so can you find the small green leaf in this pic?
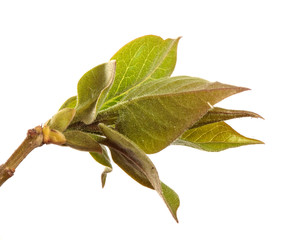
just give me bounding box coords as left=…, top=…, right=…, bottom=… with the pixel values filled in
left=75, top=61, right=116, bottom=124
left=102, top=35, right=180, bottom=109
left=161, top=182, right=180, bottom=223
left=174, top=122, right=264, bottom=152
left=59, top=96, right=77, bottom=110
left=97, top=76, right=248, bottom=153
left=90, top=146, right=112, bottom=188
left=98, top=123, right=179, bottom=222
left=64, top=130, right=102, bottom=153
left=192, top=107, right=263, bottom=129
left=48, top=108, right=76, bottom=132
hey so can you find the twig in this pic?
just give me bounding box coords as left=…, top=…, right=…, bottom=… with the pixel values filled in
left=0, top=126, right=44, bottom=187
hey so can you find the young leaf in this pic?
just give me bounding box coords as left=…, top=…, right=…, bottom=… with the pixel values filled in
left=98, top=123, right=179, bottom=222
left=89, top=146, right=112, bottom=188
left=192, top=107, right=263, bottom=129
left=102, top=35, right=180, bottom=109
left=174, top=121, right=264, bottom=152
left=75, top=61, right=116, bottom=124
left=161, top=182, right=180, bottom=223
left=96, top=76, right=248, bottom=154
left=48, top=108, right=76, bottom=132
left=110, top=149, right=153, bottom=189
left=64, top=130, right=102, bottom=153
left=59, top=96, right=77, bottom=110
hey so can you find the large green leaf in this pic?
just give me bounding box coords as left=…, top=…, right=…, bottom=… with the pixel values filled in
left=192, top=107, right=263, bottom=129
left=74, top=61, right=116, bottom=124
left=174, top=121, right=264, bottom=152
left=101, top=35, right=180, bottom=109
left=90, top=146, right=112, bottom=188
left=98, top=123, right=179, bottom=222
left=96, top=76, right=248, bottom=153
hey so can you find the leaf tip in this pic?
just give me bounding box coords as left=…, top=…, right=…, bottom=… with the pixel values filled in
left=101, top=174, right=106, bottom=188
left=255, top=139, right=265, bottom=145
left=256, top=113, right=265, bottom=120
left=238, top=86, right=251, bottom=93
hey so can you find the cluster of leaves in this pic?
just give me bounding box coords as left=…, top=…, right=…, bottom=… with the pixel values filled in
left=45, top=35, right=263, bottom=222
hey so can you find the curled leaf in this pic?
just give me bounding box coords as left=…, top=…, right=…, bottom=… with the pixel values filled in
left=98, top=123, right=179, bottom=222
left=174, top=121, right=264, bottom=152
left=75, top=61, right=116, bottom=124
left=90, top=146, right=112, bottom=188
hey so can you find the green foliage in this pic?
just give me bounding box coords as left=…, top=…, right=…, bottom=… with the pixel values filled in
left=97, top=77, right=248, bottom=153
left=75, top=61, right=116, bottom=124
left=48, top=35, right=263, bottom=222
left=174, top=122, right=263, bottom=152
left=48, top=108, right=76, bottom=132
left=102, top=35, right=180, bottom=109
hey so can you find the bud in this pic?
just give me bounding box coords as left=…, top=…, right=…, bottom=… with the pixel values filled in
left=43, top=126, right=66, bottom=145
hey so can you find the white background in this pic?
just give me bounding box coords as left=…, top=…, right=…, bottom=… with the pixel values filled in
left=0, top=0, right=281, bottom=239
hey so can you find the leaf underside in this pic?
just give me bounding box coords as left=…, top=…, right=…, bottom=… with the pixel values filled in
left=99, top=123, right=180, bottom=222
left=192, top=107, right=263, bottom=129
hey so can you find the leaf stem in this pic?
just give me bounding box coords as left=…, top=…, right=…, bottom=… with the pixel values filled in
left=0, top=126, right=44, bottom=187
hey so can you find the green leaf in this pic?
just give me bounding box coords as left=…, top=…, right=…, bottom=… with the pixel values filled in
left=110, top=149, right=153, bottom=189
left=96, top=76, right=248, bottom=153
left=64, top=130, right=102, bottom=153
left=59, top=96, right=77, bottom=110
left=75, top=61, right=116, bottom=124
left=101, top=35, right=180, bottom=109
left=48, top=108, right=76, bottom=132
left=161, top=182, right=180, bottom=223
left=90, top=146, right=112, bottom=188
left=98, top=123, right=179, bottom=222
left=192, top=107, right=263, bottom=128
left=174, top=121, right=264, bottom=152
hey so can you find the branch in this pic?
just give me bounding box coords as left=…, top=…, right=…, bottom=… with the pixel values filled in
left=0, top=126, right=44, bottom=187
